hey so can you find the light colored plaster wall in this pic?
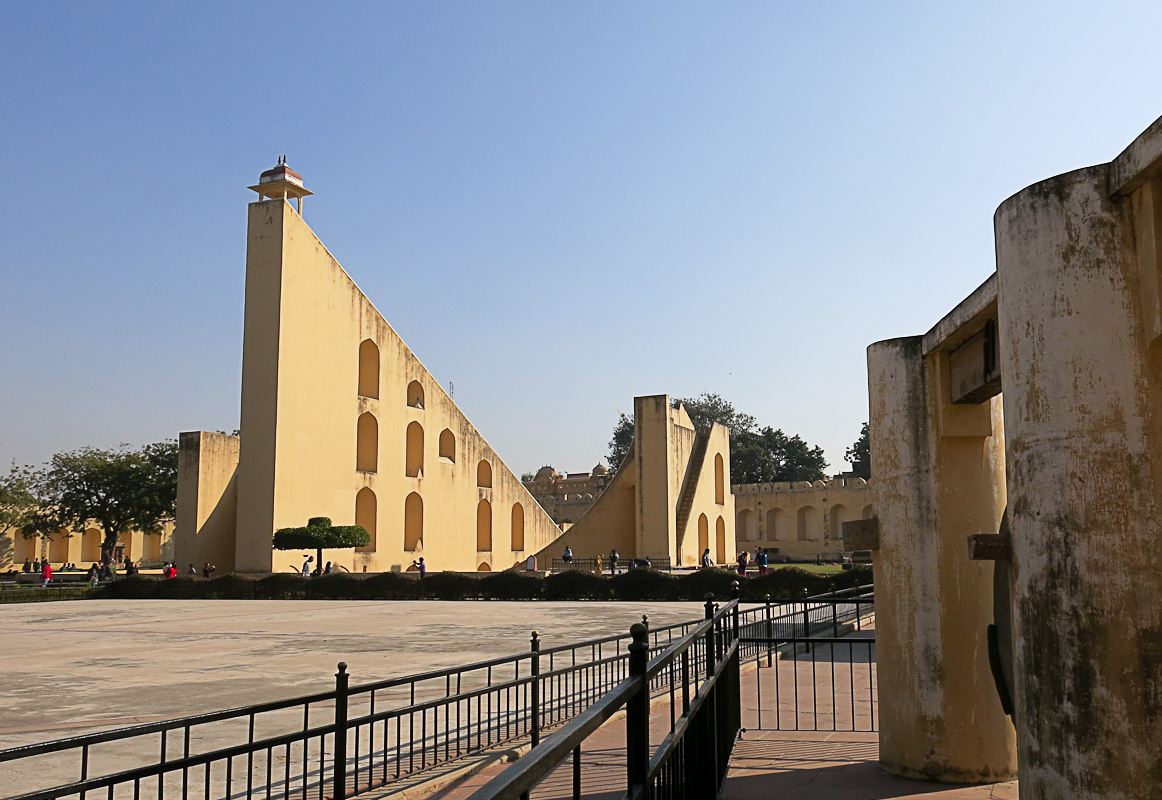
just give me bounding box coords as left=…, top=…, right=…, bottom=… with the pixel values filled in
left=868, top=336, right=1014, bottom=783
left=996, top=160, right=1162, bottom=800
left=678, top=422, right=733, bottom=566
left=532, top=444, right=637, bottom=562
left=239, top=200, right=562, bottom=574
left=634, top=395, right=679, bottom=560
left=731, top=477, right=872, bottom=561
left=174, top=431, right=240, bottom=572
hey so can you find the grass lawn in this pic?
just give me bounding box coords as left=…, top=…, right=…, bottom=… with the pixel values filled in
left=774, top=563, right=848, bottom=575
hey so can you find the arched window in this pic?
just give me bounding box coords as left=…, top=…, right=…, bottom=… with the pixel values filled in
left=697, top=513, right=709, bottom=555
left=82, top=528, right=102, bottom=562
left=357, top=413, right=378, bottom=472
left=714, top=454, right=725, bottom=504
left=404, top=492, right=423, bottom=551
left=511, top=503, right=525, bottom=551
left=737, top=509, right=756, bottom=541
left=358, top=339, right=379, bottom=398
left=829, top=504, right=852, bottom=541
left=797, top=506, right=821, bottom=541
left=407, top=380, right=425, bottom=409
left=477, top=563, right=492, bottom=572
left=439, top=429, right=456, bottom=462
left=356, top=488, right=377, bottom=552
left=477, top=499, right=492, bottom=551
left=765, top=509, right=783, bottom=541
left=477, top=460, right=492, bottom=488
left=144, top=534, right=161, bottom=562
left=715, top=516, right=726, bottom=564
left=406, top=421, right=424, bottom=477
left=862, top=504, right=875, bottom=519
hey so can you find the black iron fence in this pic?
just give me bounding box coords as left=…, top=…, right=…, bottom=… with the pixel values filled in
left=0, top=616, right=706, bottom=800
left=549, top=557, right=673, bottom=574
left=464, top=593, right=742, bottom=800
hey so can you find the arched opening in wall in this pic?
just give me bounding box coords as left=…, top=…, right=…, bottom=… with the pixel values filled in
left=404, top=492, right=423, bottom=551
left=477, top=500, right=492, bottom=551
left=357, top=413, right=379, bottom=473
left=356, top=488, right=377, bottom=552
left=477, top=563, right=491, bottom=572
left=477, top=460, right=492, bottom=488
left=765, top=509, right=782, bottom=541
left=736, top=509, right=756, bottom=542
left=698, top=514, right=709, bottom=556
left=439, top=429, right=456, bottom=462
left=715, top=517, right=726, bottom=564
left=144, top=534, right=161, bottom=562
left=48, top=532, right=69, bottom=563
left=358, top=339, right=379, bottom=398
left=511, top=503, right=525, bottom=551
left=862, top=504, right=875, bottom=519
left=407, top=381, right=425, bottom=409
left=406, top=422, right=424, bottom=477
left=829, top=504, right=852, bottom=541
left=82, top=528, right=102, bottom=562
left=15, top=533, right=38, bottom=563
left=797, top=506, right=820, bottom=541
left=714, top=454, right=725, bottom=504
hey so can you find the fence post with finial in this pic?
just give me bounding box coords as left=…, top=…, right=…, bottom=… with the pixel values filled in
left=704, top=593, right=717, bottom=677
left=626, top=622, right=650, bottom=797
left=530, top=631, right=541, bottom=747
left=333, top=662, right=349, bottom=800
left=731, top=580, right=741, bottom=641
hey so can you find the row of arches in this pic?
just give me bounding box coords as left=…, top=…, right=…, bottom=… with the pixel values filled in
left=695, top=514, right=728, bottom=564
left=357, top=339, right=429, bottom=412
left=735, top=504, right=875, bottom=543
left=357, top=414, right=494, bottom=486
left=353, top=489, right=524, bottom=553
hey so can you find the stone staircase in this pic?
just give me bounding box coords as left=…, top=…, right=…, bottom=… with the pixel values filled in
left=674, top=431, right=710, bottom=545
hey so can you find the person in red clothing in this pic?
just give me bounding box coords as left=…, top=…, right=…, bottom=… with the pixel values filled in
left=41, top=561, right=52, bottom=588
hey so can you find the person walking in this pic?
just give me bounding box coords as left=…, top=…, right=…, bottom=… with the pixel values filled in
left=562, top=546, right=573, bottom=564
left=737, top=550, right=749, bottom=576
left=701, top=548, right=714, bottom=568
left=188, top=563, right=197, bottom=575
left=22, top=558, right=32, bottom=573
left=302, top=556, right=313, bottom=577
left=40, top=560, right=52, bottom=588
left=412, top=557, right=426, bottom=578
left=87, top=562, right=100, bottom=588
left=757, top=548, right=769, bottom=575
left=324, top=561, right=333, bottom=575
left=608, top=549, right=619, bottom=575
left=593, top=553, right=603, bottom=575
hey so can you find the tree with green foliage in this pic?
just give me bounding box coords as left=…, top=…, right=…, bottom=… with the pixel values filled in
left=38, top=441, right=179, bottom=563
left=605, top=393, right=828, bottom=484
left=845, top=422, right=870, bottom=479
left=273, top=517, right=370, bottom=576
left=0, top=465, right=45, bottom=558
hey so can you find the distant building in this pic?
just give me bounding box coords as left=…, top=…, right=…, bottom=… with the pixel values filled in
left=522, top=464, right=611, bottom=529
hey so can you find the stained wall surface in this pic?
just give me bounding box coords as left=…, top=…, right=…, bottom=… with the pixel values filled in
left=731, top=477, right=872, bottom=561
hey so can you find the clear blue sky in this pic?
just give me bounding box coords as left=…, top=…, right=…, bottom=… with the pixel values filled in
left=3, top=2, right=1161, bottom=476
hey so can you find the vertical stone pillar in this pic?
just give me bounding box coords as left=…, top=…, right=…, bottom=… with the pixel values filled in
left=996, top=164, right=1162, bottom=800
left=868, top=336, right=1015, bottom=783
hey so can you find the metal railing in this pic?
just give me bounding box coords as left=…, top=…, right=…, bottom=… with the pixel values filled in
left=549, top=557, right=672, bottom=574
left=0, top=616, right=707, bottom=800
left=464, top=592, right=742, bottom=800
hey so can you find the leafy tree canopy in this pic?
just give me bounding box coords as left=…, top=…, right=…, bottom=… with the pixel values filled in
left=845, top=422, right=870, bottom=479
left=273, top=517, right=371, bottom=550
left=0, top=464, right=42, bottom=538
left=605, top=393, right=828, bottom=484
left=274, top=517, right=370, bottom=576
left=39, top=441, right=178, bottom=561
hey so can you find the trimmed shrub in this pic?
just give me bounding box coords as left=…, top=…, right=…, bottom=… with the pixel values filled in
left=306, top=573, right=364, bottom=600
left=206, top=573, right=255, bottom=599
left=479, top=571, right=542, bottom=600
left=543, top=570, right=610, bottom=601
left=361, top=571, right=414, bottom=600
left=677, top=568, right=740, bottom=601
left=417, top=572, right=478, bottom=601
left=742, top=567, right=821, bottom=600
left=610, top=568, right=676, bottom=601
left=255, top=573, right=307, bottom=600
left=826, top=565, right=873, bottom=593
left=153, top=575, right=208, bottom=600
left=97, top=575, right=157, bottom=599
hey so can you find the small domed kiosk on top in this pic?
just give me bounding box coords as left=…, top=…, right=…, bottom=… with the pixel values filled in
left=249, top=156, right=312, bottom=215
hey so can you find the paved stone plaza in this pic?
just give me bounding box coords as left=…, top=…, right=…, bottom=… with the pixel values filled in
left=0, top=599, right=703, bottom=748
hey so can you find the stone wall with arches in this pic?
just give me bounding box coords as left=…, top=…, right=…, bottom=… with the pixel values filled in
left=731, top=475, right=873, bottom=561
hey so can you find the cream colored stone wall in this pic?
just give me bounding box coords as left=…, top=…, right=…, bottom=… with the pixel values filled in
left=183, top=199, right=565, bottom=575
left=174, top=431, right=239, bottom=572
left=731, top=477, right=873, bottom=561
left=2, top=522, right=174, bottom=571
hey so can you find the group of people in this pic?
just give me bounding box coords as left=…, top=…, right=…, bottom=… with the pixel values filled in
left=300, top=555, right=356, bottom=577
left=734, top=547, right=771, bottom=576
left=558, top=547, right=649, bottom=575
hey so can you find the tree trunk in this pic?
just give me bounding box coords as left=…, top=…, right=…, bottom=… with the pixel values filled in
left=316, top=548, right=323, bottom=577
left=101, top=530, right=118, bottom=566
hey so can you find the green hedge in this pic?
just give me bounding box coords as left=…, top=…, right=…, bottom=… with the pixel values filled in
left=89, top=565, right=871, bottom=602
